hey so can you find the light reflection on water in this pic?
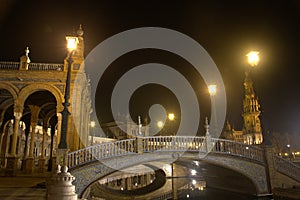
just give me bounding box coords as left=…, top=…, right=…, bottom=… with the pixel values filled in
left=86, top=176, right=272, bottom=200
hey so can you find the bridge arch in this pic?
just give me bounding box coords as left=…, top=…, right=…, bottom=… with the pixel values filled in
left=70, top=151, right=268, bottom=197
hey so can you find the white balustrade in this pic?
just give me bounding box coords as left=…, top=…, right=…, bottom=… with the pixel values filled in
left=68, top=139, right=136, bottom=168
left=274, top=155, right=300, bottom=182
left=211, top=138, right=264, bottom=162
left=68, top=136, right=266, bottom=168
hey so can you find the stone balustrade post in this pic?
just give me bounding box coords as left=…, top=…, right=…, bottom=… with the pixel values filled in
left=136, top=137, right=143, bottom=154
left=206, top=134, right=212, bottom=153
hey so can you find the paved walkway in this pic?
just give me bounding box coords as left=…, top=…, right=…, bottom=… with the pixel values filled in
left=0, top=175, right=47, bottom=199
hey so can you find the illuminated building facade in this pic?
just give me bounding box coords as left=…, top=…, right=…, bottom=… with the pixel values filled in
left=222, top=71, right=263, bottom=145
left=0, top=26, right=92, bottom=174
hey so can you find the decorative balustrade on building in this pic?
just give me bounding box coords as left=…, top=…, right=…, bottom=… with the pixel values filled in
left=274, top=155, right=300, bottom=182
left=28, top=63, right=64, bottom=71
left=0, top=62, right=19, bottom=70
left=0, top=61, right=64, bottom=71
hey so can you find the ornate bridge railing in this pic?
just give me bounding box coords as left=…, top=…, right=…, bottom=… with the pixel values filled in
left=274, top=155, right=300, bottom=182
left=67, top=136, right=265, bottom=169
left=68, top=138, right=136, bottom=168
left=210, top=138, right=264, bottom=163
left=142, top=136, right=206, bottom=152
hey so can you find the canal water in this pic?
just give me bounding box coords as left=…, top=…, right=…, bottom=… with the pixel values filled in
left=84, top=161, right=274, bottom=200
left=86, top=176, right=273, bottom=200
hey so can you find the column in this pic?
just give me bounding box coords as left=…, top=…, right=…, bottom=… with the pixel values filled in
left=29, top=121, right=37, bottom=157
left=5, top=111, right=22, bottom=176
left=24, top=105, right=40, bottom=174
left=11, top=112, right=22, bottom=156
left=38, top=124, right=47, bottom=173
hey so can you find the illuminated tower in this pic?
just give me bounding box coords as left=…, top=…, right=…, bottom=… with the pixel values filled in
left=242, top=71, right=263, bottom=145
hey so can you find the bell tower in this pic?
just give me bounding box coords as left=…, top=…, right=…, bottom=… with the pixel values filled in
left=242, top=70, right=263, bottom=145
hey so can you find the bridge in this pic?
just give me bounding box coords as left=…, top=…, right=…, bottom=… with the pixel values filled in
left=67, top=136, right=300, bottom=198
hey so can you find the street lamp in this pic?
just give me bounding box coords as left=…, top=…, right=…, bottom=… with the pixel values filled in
left=157, top=113, right=175, bottom=135
left=157, top=121, right=164, bottom=128
left=168, top=113, right=175, bottom=121
left=208, top=84, right=217, bottom=137
left=208, top=84, right=217, bottom=96
left=91, top=121, right=96, bottom=145
left=246, top=51, right=260, bottom=67
left=58, top=36, right=78, bottom=150
left=287, top=144, right=291, bottom=160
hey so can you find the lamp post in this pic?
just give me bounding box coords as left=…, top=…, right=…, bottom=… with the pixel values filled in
left=91, top=121, right=95, bottom=145
left=208, top=84, right=217, bottom=137
left=168, top=113, right=175, bottom=135
left=287, top=144, right=291, bottom=160
left=58, top=36, right=78, bottom=151
left=244, top=50, right=262, bottom=145
left=157, top=113, right=175, bottom=136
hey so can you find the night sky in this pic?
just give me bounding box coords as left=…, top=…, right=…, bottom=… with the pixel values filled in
left=0, top=0, right=299, bottom=136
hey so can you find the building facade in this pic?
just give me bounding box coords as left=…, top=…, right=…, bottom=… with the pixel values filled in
left=101, top=114, right=150, bottom=140
left=0, top=26, right=92, bottom=174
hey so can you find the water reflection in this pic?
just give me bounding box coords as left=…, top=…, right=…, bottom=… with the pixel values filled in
left=84, top=162, right=272, bottom=200
left=85, top=174, right=266, bottom=199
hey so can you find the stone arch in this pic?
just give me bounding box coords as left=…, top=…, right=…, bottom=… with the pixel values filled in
left=18, top=83, right=64, bottom=111
left=70, top=152, right=269, bottom=198
left=202, top=154, right=268, bottom=195
left=0, top=82, right=18, bottom=102
left=0, top=120, right=14, bottom=163
left=0, top=98, right=14, bottom=127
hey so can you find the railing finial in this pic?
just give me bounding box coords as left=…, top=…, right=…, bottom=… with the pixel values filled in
left=204, top=116, right=210, bottom=136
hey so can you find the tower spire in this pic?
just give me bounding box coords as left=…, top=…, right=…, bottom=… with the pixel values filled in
left=242, top=70, right=263, bottom=145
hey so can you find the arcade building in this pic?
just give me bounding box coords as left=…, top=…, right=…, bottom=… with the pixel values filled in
left=0, top=26, right=92, bottom=175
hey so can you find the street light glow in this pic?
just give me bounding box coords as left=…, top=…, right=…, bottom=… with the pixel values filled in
left=208, top=84, right=217, bottom=96
left=168, top=113, right=175, bottom=121
left=66, top=36, right=78, bottom=51
left=157, top=121, right=164, bottom=128
left=246, top=51, right=260, bottom=67
left=191, top=169, right=197, bottom=175
left=91, top=121, right=96, bottom=128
